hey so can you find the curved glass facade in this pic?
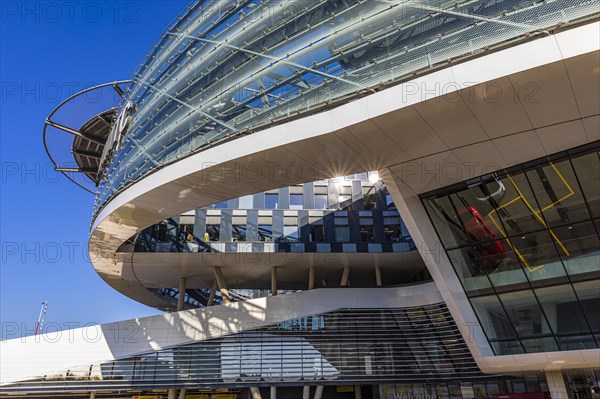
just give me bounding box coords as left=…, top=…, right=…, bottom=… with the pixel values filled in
left=422, top=142, right=600, bottom=355
left=94, top=0, right=598, bottom=216
left=0, top=304, right=491, bottom=393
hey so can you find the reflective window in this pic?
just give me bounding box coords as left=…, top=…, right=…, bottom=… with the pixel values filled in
left=422, top=143, right=600, bottom=354
left=283, top=226, right=299, bottom=242
left=232, top=225, right=246, bottom=242
left=335, top=226, right=350, bottom=242
left=258, top=225, right=272, bottom=242
left=265, top=193, right=278, bottom=209
left=290, top=193, right=303, bottom=210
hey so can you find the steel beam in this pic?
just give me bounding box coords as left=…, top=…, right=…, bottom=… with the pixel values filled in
left=45, top=120, right=105, bottom=146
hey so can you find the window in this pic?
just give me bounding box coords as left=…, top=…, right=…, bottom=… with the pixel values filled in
left=283, top=226, right=299, bottom=242
left=290, top=194, right=303, bottom=209
left=364, top=193, right=377, bottom=210
left=206, top=225, right=220, bottom=241
left=386, top=194, right=396, bottom=209
left=265, top=193, right=278, bottom=209
left=421, top=143, right=600, bottom=355
left=214, top=201, right=227, bottom=209
left=314, top=194, right=327, bottom=209
left=360, top=225, right=374, bottom=242
left=384, top=224, right=401, bottom=242
left=156, top=222, right=168, bottom=242
left=335, top=226, right=350, bottom=242
left=258, top=225, right=273, bottom=242
left=239, top=195, right=253, bottom=209
left=232, top=225, right=246, bottom=241
left=309, top=224, right=324, bottom=242
left=178, top=224, right=194, bottom=241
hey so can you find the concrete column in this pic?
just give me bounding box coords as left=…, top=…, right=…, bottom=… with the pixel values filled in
left=271, top=266, right=278, bottom=295
left=178, top=388, right=187, bottom=399
left=270, top=386, right=277, bottom=399
left=177, top=277, right=187, bottom=311
left=354, top=385, right=362, bottom=399
left=546, top=371, right=573, bottom=399
left=207, top=279, right=218, bottom=306
left=375, top=265, right=383, bottom=287
left=380, top=167, right=494, bottom=359
left=303, top=386, right=311, bottom=399
left=250, top=386, right=263, bottom=399
left=213, top=266, right=231, bottom=304
left=340, top=266, right=350, bottom=287
left=308, top=266, right=315, bottom=290
left=167, top=388, right=176, bottom=399
left=314, top=386, right=324, bottom=399
left=89, top=392, right=96, bottom=399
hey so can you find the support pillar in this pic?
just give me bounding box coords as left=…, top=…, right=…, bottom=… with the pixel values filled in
left=250, top=387, right=263, bottom=399
left=354, top=385, right=362, bottom=399
left=308, top=266, right=315, bottom=290
left=375, top=265, right=382, bottom=287
left=177, top=277, right=187, bottom=311
left=271, top=266, right=278, bottom=295
left=270, top=386, right=277, bottom=399
left=207, top=279, right=218, bottom=306
left=546, top=371, right=573, bottom=399
left=303, top=386, right=311, bottom=399
left=213, top=266, right=231, bottom=304
left=167, top=388, right=176, bottom=399
left=314, top=386, right=324, bottom=399
left=178, top=388, right=187, bottom=399
left=340, top=266, right=350, bottom=287
left=89, top=392, right=96, bottom=399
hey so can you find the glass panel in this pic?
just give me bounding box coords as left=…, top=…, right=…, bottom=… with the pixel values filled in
left=535, top=285, right=590, bottom=336
left=485, top=239, right=530, bottom=292
left=258, top=225, right=272, bottom=242
left=486, top=172, right=545, bottom=238
left=552, top=222, right=600, bottom=278
left=556, top=335, right=597, bottom=351
left=571, top=151, right=600, bottom=218
left=499, top=290, right=552, bottom=339
left=470, top=295, right=516, bottom=340
left=335, top=226, right=350, bottom=243
left=283, top=226, right=299, bottom=242
left=360, top=225, right=374, bottom=242
left=423, top=196, right=470, bottom=250
left=526, top=159, right=591, bottom=227
left=232, top=225, right=246, bottom=242
left=214, top=201, right=227, bottom=209
left=446, top=248, right=493, bottom=295
left=265, top=194, right=278, bottom=209
left=314, top=194, right=327, bottom=210
left=309, top=224, right=324, bottom=242
left=490, top=340, right=524, bottom=355
left=572, top=280, right=600, bottom=333
left=239, top=195, right=253, bottom=209
left=290, top=194, right=303, bottom=210
left=507, top=230, right=568, bottom=284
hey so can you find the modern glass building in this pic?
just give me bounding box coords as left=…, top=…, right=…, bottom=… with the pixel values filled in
left=2, top=1, right=599, bottom=398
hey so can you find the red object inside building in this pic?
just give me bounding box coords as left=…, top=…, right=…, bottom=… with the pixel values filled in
left=458, top=205, right=507, bottom=270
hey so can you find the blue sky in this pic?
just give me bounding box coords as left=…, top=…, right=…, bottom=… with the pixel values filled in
left=0, top=1, right=190, bottom=339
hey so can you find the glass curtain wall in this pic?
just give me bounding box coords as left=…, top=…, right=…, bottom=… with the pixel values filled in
left=421, top=143, right=600, bottom=355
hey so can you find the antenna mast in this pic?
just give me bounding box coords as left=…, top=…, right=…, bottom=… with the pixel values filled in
left=34, top=301, right=48, bottom=337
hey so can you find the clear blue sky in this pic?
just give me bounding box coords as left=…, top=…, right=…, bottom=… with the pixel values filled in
left=0, top=1, right=189, bottom=339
